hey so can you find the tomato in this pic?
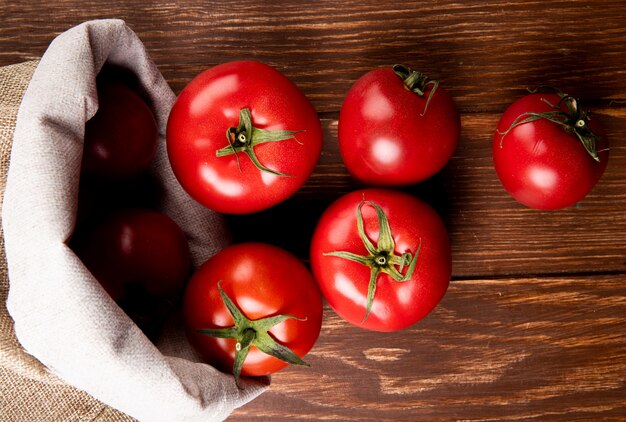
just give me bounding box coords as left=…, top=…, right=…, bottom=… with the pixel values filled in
left=310, top=189, right=451, bottom=332
left=166, top=60, right=322, bottom=214
left=183, top=242, right=323, bottom=386
left=338, top=64, right=460, bottom=186
left=493, top=90, right=609, bottom=210
left=83, top=80, right=158, bottom=180
left=72, top=208, right=191, bottom=339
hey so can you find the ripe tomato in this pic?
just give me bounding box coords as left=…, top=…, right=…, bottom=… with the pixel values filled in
left=72, top=208, right=191, bottom=338
left=83, top=80, right=158, bottom=180
left=493, top=90, right=609, bottom=210
left=338, top=64, right=460, bottom=186
left=166, top=61, right=322, bottom=214
left=183, top=242, right=323, bottom=387
left=310, top=189, right=451, bottom=332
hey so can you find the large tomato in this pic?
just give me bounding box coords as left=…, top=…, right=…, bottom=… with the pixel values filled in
left=183, top=242, right=323, bottom=387
left=167, top=61, right=322, bottom=214
left=493, top=90, right=609, bottom=210
left=338, top=64, right=460, bottom=186
left=310, top=189, right=451, bottom=332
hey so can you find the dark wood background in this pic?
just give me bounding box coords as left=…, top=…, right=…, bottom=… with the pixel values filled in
left=2, top=0, right=626, bottom=420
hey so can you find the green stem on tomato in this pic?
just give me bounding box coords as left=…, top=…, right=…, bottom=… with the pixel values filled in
left=323, top=198, right=422, bottom=323
left=216, top=108, right=302, bottom=177
left=197, top=281, right=308, bottom=389
left=498, top=87, right=604, bottom=162
left=392, top=64, right=439, bottom=116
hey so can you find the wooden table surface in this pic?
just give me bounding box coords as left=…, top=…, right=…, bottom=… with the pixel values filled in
left=2, top=1, right=626, bottom=420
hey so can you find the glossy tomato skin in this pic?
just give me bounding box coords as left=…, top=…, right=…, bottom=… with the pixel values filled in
left=310, top=189, right=451, bottom=332
left=73, top=208, right=191, bottom=340
left=167, top=61, right=322, bottom=214
left=83, top=81, right=158, bottom=180
left=183, top=242, right=323, bottom=376
left=338, top=67, right=460, bottom=186
left=74, top=208, right=191, bottom=302
left=493, top=93, right=609, bottom=210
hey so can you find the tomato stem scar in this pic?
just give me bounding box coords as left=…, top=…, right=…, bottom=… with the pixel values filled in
left=197, top=281, right=309, bottom=389
left=392, top=64, right=439, bottom=116
left=323, top=199, right=422, bottom=322
left=497, top=87, right=603, bottom=162
left=217, top=108, right=302, bottom=177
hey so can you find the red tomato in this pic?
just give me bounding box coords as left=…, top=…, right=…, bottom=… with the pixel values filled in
left=338, top=65, right=460, bottom=186
left=493, top=91, right=609, bottom=210
left=166, top=61, right=322, bottom=214
left=183, top=242, right=322, bottom=385
left=310, top=189, right=451, bottom=332
left=73, top=208, right=191, bottom=338
left=83, top=81, right=158, bottom=180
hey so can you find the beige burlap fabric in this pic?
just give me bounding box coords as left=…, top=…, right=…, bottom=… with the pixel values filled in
left=0, top=61, right=135, bottom=421
left=1, top=20, right=266, bottom=421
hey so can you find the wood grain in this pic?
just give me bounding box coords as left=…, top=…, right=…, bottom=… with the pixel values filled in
left=2, top=0, right=626, bottom=112
left=1, top=0, right=626, bottom=420
left=232, top=275, right=626, bottom=421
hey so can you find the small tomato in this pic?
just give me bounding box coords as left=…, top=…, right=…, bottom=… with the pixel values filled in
left=493, top=89, right=609, bottom=210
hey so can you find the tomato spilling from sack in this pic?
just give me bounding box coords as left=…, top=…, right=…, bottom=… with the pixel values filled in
left=183, top=243, right=323, bottom=387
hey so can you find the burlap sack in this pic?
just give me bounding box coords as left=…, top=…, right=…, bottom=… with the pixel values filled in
left=1, top=20, right=266, bottom=421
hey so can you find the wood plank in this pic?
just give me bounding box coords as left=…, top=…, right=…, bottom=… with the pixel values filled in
left=1, top=1, right=626, bottom=113
left=4, top=0, right=621, bottom=277
left=231, top=275, right=626, bottom=421
left=227, top=105, right=626, bottom=278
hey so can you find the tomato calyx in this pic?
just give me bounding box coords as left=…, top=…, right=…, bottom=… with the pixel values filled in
left=498, top=87, right=604, bottom=162
left=323, top=199, right=422, bottom=322
left=216, top=108, right=303, bottom=177
left=197, top=281, right=309, bottom=389
left=392, top=64, right=439, bottom=116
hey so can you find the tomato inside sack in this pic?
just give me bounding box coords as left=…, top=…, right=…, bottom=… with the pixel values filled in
left=82, top=80, right=158, bottom=180
left=310, top=189, right=451, bottom=332
left=338, top=66, right=460, bottom=186
left=166, top=60, right=322, bottom=214
left=493, top=92, right=609, bottom=210
left=183, top=243, right=323, bottom=377
left=73, top=208, right=190, bottom=307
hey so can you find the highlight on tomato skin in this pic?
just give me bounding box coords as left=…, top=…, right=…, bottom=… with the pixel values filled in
left=492, top=89, right=609, bottom=210
left=182, top=242, right=323, bottom=387
left=310, top=188, right=451, bottom=332
left=338, top=64, right=460, bottom=187
left=72, top=208, right=191, bottom=340
left=166, top=60, right=323, bottom=215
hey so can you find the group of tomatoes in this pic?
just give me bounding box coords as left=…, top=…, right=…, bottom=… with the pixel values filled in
left=73, top=60, right=609, bottom=388
left=71, top=67, right=193, bottom=341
